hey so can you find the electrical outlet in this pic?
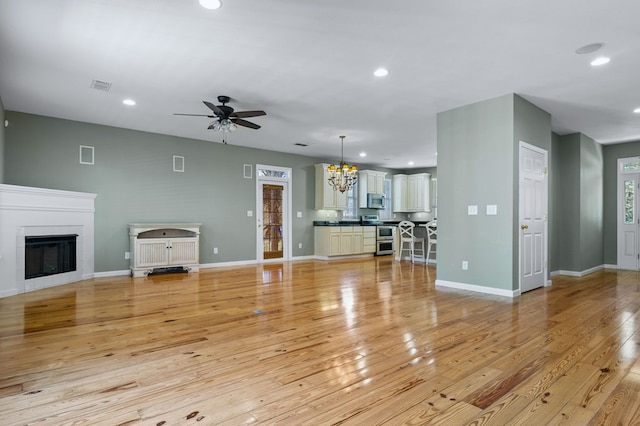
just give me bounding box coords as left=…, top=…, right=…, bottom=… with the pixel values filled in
left=462, top=261, right=468, bottom=270
left=124, top=251, right=130, bottom=260
left=298, top=243, right=302, bottom=249
left=213, top=247, right=218, bottom=254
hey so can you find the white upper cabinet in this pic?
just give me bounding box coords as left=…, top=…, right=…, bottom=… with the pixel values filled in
left=315, top=163, right=348, bottom=210
left=393, top=173, right=431, bottom=212
left=392, top=174, right=408, bottom=212
left=358, top=170, right=387, bottom=208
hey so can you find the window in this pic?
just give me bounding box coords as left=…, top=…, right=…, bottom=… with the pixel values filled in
left=623, top=161, right=640, bottom=172
left=343, top=185, right=358, bottom=219
left=625, top=179, right=635, bottom=224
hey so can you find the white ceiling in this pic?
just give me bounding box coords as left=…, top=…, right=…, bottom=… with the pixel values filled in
left=1, top=0, right=640, bottom=169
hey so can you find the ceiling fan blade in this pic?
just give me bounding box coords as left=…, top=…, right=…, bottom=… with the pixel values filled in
left=232, top=118, right=261, bottom=129
left=173, top=113, right=215, bottom=117
left=203, top=100, right=224, bottom=116
left=231, top=110, right=266, bottom=118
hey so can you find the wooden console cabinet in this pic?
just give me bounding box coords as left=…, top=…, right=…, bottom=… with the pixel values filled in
left=129, top=223, right=201, bottom=277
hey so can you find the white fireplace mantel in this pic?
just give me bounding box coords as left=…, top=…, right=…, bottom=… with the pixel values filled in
left=0, top=184, right=97, bottom=298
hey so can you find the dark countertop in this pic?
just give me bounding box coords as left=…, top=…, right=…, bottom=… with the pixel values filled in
left=313, top=221, right=377, bottom=226
left=313, top=220, right=432, bottom=226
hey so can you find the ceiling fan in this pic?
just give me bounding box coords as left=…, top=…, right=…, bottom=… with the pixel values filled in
left=174, top=95, right=266, bottom=131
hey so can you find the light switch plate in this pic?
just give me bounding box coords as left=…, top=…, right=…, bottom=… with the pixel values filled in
left=486, top=204, right=497, bottom=215
left=247, top=210, right=253, bottom=217
left=297, top=211, right=302, bottom=218
left=468, top=205, right=478, bottom=215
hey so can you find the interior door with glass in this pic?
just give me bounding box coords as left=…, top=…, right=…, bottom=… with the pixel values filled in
left=256, top=164, right=292, bottom=262
left=617, top=157, right=640, bottom=270
left=260, top=183, right=285, bottom=260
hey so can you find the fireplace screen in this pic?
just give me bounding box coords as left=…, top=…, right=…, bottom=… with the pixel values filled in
left=25, top=234, right=78, bottom=279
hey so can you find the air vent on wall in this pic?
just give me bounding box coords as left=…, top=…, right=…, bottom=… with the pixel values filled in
left=90, top=79, right=112, bottom=92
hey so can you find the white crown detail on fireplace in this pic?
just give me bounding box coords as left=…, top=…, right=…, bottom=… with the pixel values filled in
left=0, top=184, right=96, bottom=298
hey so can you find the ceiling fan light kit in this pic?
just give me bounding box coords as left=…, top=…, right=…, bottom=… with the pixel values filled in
left=174, top=95, right=266, bottom=135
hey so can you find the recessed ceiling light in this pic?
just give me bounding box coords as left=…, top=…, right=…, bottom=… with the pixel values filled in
left=408, top=161, right=414, bottom=166
left=199, top=0, right=222, bottom=9
left=590, top=57, right=610, bottom=66
left=122, top=99, right=136, bottom=106
left=575, top=42, right=604, bottom=55
left=359, top=152, right=367, bottom=157
left=634, top=108, right=640, bottom=114
left=374, top=68, right=389, bottom=77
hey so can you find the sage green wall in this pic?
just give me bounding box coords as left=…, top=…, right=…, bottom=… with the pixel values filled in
left=554, top=133, right=603, bottom=272
left=4, top=112, right=330, bottom=273
left=580, top=135, right=604, bottom=270
left=556, top=134, right=583, bottom=271
left=513, top=95, right=552, bottom=284
left=437, top=94, right=515, bottom=290
left=549, top=132, right=561, bottom=272
left=0, top=97, right=5, bottom=183
left=603, top=140, right=640, bottom=265
left=437, top=94, right=551, bottom=292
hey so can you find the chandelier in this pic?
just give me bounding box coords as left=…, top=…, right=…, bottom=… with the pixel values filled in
left=327, top=135, right=358, bottom=193
left=208, top=118, right=237, bottom=132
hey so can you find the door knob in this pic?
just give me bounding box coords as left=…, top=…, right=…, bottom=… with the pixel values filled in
left=521, top=224, right=528, bottom=230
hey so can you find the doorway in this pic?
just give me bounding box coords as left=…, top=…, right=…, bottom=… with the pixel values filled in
left=617, top=157, right=640, bottom=270
left=256, top=165, right=292, bottom=262
left=519, top=142, right=548, bottom=293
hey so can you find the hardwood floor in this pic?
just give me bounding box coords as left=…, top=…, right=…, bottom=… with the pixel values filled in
left=1, top=257, right=640, bottom=425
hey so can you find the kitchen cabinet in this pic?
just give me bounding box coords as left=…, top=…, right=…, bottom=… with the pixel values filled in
left=129, top=223, right=201, bottom=277
left=393, top=173, right=431, bottom=212
left=358, top=170, right=387, bottom=208
left=363, top=226, right=376, bottom=253
left=315, top=163, right=348, bottom=210
left=392, top=174, right=408, bottom=212
left=315, top=226, right=374, bottom=257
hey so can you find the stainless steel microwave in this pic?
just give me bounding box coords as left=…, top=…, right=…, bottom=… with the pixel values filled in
left=366, top=193, right=385, bottom=209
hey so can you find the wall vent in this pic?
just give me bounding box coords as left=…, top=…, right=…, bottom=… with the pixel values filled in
left=90, top=80, right=112, bottom=92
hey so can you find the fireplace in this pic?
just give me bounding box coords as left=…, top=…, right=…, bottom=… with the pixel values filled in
left=25, top=235, right=78, bottom=279
left=0, top=184, right=96, bottom=298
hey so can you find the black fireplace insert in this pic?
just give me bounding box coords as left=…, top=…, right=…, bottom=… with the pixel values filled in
left=25, top=234, right=78, bottom=279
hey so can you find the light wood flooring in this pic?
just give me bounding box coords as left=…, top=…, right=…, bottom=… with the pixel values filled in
left=1, top=257, right=640, bottom=425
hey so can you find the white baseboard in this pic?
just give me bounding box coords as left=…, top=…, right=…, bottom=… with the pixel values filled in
left=94, top=269, right=130, bottom=278
left=314, top=254, right=373, bottom=261
left=200, top=260, right=257, bottom=269
left=550, top=264, right=604, bottom=278
left=604, top=264, right=618, bottom=269
left=290, top=255, right=317, bottom=261
left=0, top=289, right=18, bottom=298
left=436, top=279, right=519, bottom=298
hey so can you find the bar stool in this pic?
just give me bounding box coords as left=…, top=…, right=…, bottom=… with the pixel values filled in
left=397, top=221, right=425, bottom=263
left=426, top=220, right=437, bottom=263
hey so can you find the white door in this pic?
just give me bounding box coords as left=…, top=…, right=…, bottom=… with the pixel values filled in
left=617, top=157, right=640, bottom=270
left=256, top=165, right=292, bottom=262
left=519, top=142, right=548, bottom=293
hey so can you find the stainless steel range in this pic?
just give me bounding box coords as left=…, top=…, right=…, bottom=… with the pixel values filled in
left=361, top=215, right=395, bottom=256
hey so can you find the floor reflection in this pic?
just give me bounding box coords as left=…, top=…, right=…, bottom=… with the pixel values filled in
left=24, top=291, right=77, bottom=333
